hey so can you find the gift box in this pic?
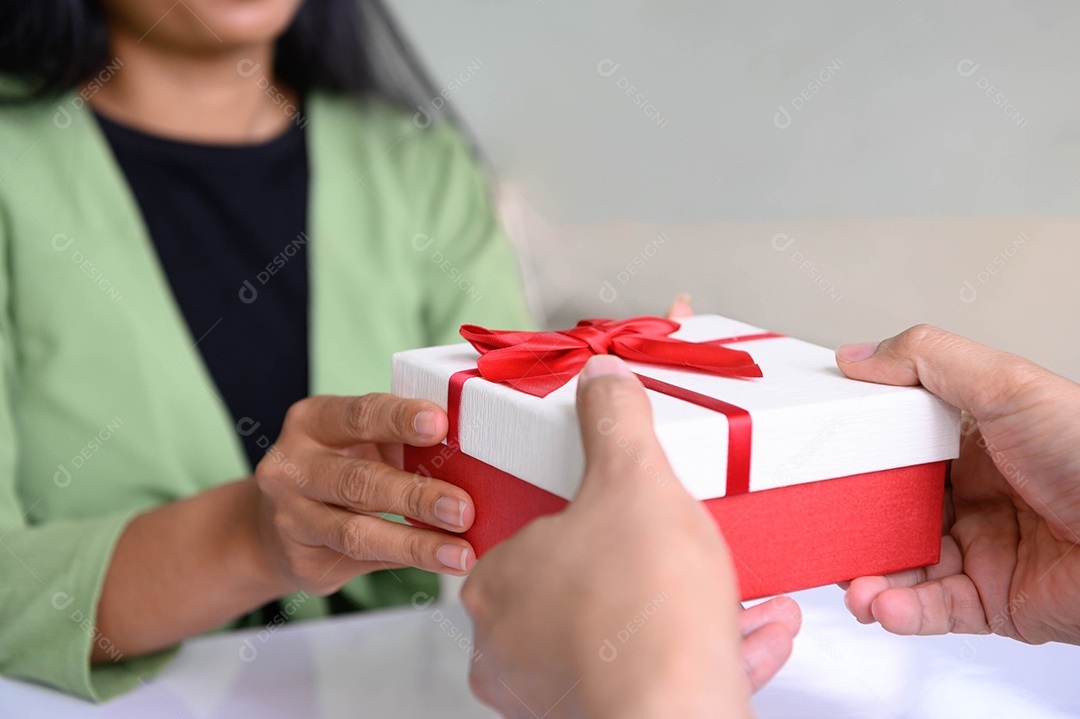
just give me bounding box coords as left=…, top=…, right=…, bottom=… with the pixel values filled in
left=393, top=315, right=960, bottom=600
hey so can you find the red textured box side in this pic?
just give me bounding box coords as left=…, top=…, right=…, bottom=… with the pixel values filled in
left=405, top=445, right=945, bottom=601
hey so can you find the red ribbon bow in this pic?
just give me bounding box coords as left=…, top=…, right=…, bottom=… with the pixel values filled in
left=459, top=317, right=764, bottom=398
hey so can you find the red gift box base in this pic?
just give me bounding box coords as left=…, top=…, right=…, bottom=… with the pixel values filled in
left=405, top=445, right=945, bottom=601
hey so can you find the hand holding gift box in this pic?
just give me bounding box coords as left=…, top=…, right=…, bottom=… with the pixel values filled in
left=394, top=315, right=961, bottom=600
left=464, top=355, right=800, bottom=719
left=836, top=326, right=1080, bottom=646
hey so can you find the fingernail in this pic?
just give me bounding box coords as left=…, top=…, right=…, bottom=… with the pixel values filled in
left=435, top=496, right=467, bottom=528
left=674, top=292, right=692, bottom=305
left=836, top=341, right=880, bottom=362
left=413, top=410, right=438, bottom=438
left=437, top=544, right=469, bottom=572
left=579, top=354, right=633, bottom=382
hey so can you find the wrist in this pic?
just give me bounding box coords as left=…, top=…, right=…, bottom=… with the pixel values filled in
left=228, top=477, right=295, bottom=601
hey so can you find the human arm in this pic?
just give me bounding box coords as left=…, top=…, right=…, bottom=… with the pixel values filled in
left=93, top=121, right=532, bottom=679
left=94, top=393, right=478, bottom=662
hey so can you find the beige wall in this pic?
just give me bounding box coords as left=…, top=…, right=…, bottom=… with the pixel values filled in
left=390, top=0, right=1080, bottom=381
left=507, top=214, right=1079, bottom=380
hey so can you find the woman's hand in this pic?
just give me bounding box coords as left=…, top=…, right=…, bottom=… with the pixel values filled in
left=836, top=325, right=1080, bottom=645
left=253, top=394, right=478, bottom=597
left=463, top=356, right=800, bottom=719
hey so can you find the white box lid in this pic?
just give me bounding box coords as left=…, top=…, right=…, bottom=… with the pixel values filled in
left=392, top=315, right=961, bottom=501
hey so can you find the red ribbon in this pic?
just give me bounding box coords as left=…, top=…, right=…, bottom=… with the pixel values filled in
left=448, top=321, right=785, bottom=496
left=460, top=317, right=771, bottom=398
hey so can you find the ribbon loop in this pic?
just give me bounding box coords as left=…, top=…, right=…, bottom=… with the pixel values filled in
left=459, top=316, right=764, bottom=398
left=567, top=324, right=615, bottom=355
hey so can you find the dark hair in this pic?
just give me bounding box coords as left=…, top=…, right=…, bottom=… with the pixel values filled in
left=0, top=0, right=443, bottom=112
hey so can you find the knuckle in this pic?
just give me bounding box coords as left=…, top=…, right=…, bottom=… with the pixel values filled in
left=390, top=398, right=416, bottom=437
left=345, top=395, right=378, bottom=437
left=254, top=465, right=276, bottom=493
left=255, top=459, right=287, bottom=496
left=898, top=323, right=947, bottom=358
left=340, top=518, right=372, bottom=560
left=905, top=323, right=941, bottom=343
left=339, top=460, right=378, bottom=508
left=901, top=324, right=1053, bottom=419
left=894, top=323, right=1054, bottom=421
left=345, top=394, right=414, bottom=440
left=283, top=396, right=315, bottom=429
left=401, top=480, right=429, bottom=521
left=401, top=533, right=430, bottom=568
left=271, top=510, right=294, bottom=539
left=412, top=470, right=433, bottom=490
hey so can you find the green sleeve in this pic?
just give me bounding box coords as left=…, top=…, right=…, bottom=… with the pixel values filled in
left=0, top=211, right=173, bottom=700
left=408, top=123, right=536, bottom=344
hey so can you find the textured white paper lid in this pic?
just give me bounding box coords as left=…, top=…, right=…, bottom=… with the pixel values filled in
left=393, top=315, right=960, bottom=501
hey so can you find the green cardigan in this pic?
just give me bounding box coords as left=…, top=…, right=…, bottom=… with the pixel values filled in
left=0, top=91, right=531, bottom=700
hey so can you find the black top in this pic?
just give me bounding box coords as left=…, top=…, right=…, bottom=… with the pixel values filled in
left=96, top=113, right=310, bottom=472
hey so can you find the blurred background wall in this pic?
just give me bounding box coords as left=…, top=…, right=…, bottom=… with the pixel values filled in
left=387, top=0, right=1080, bottom=380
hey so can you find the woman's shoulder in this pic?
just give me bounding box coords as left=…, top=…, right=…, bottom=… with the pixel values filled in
left=308, top=91, right=475, bottom=177
left=0, top=80, right=81, bottom=159
left=309, top=91, right=436, bottom=139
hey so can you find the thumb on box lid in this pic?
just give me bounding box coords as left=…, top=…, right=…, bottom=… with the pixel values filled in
left=575, top=356, right=680, bottom=499
left=835, top=324, right=1051, bottom=420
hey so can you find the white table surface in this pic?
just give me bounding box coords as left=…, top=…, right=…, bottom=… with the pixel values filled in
left=2, top=585, right=1077, bottom=718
